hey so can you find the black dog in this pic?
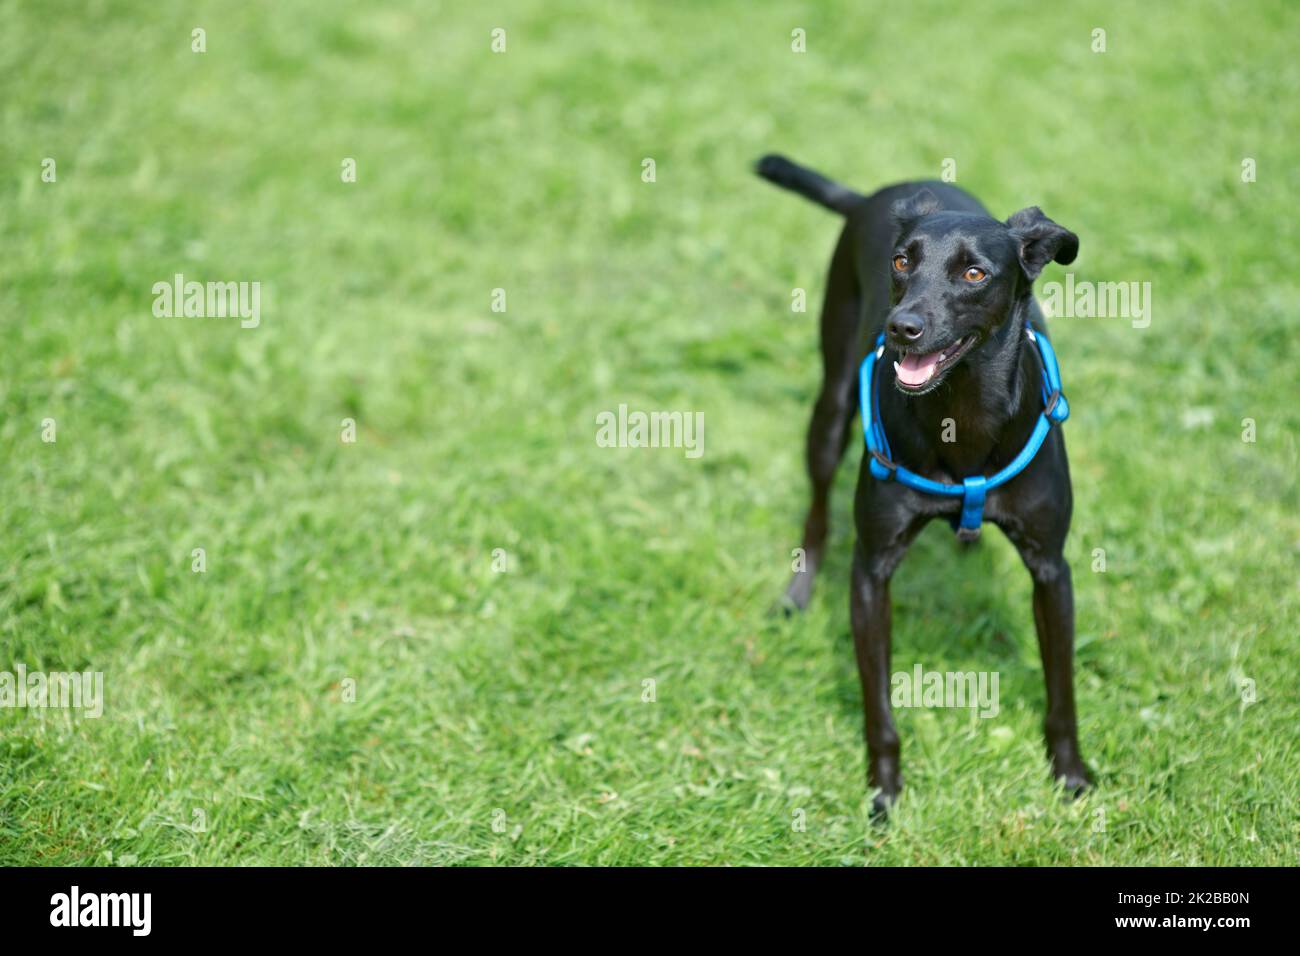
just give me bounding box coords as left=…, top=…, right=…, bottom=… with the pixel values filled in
left=756, top=154, right=1090, bottom=814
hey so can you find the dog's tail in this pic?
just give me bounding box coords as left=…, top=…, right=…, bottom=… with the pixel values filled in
left=754, top=154, right=864, bottom=215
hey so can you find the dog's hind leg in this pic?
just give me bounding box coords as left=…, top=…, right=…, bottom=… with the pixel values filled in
left=782, top=230, right=862, bottom=612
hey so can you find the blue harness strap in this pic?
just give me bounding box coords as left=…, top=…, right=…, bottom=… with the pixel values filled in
left=858, top=322, right=1069, bottom=538
left=959, top=476, right=988, bottom=533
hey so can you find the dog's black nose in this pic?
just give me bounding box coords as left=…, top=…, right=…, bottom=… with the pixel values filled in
left=888, top=313, right=926, bottom=341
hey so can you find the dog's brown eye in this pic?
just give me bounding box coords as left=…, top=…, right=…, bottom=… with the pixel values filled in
left=893, top=255, right=909, bottom=272
left=963, top=267, right=987, bottom=282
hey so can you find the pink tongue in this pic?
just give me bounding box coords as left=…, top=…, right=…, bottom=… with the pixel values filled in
left=897, top=350, right=941, bottom=386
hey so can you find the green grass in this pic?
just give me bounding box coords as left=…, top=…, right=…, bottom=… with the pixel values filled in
left=1, top=0, right=1297, bottom=866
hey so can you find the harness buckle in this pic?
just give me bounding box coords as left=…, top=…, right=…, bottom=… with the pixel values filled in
left=1044, top=389, right=1069, bottom=424
left=868, top=448, right=896, bottom=481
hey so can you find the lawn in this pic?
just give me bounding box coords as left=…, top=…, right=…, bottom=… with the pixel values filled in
left=1, top=0, right=1297, bottom=865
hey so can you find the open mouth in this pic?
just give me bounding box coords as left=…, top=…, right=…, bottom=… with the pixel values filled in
left=893, top=334, right=978, bottom=392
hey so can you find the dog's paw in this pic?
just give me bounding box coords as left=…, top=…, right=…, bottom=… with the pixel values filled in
left=869, top=788, right=900, bottom=823
left=1054, top=766, right=1093, bottom=799
left=768, top=597, right=798, bottom=619
left=777, top=573, right=813, bottom=615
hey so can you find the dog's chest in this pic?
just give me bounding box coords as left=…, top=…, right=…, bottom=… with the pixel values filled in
left=903, top=479, right=1020, bottom=531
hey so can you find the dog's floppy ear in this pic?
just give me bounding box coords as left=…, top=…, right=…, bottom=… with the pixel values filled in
left=891, top=189, right=942, bottom=235
left=1006, top=206, right=1078, bottom=281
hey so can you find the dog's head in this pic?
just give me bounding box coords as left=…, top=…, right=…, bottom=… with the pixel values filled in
left=885, top=190, right=1077, bottom=395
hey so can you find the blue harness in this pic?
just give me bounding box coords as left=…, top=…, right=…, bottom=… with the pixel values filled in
left=858, top=322, right=1069, bottom=540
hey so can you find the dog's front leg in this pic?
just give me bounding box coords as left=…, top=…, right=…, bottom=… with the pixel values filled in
left=850, top=544, right=903, bottom=817
left=1024, top=551, right=1091, bottom=794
